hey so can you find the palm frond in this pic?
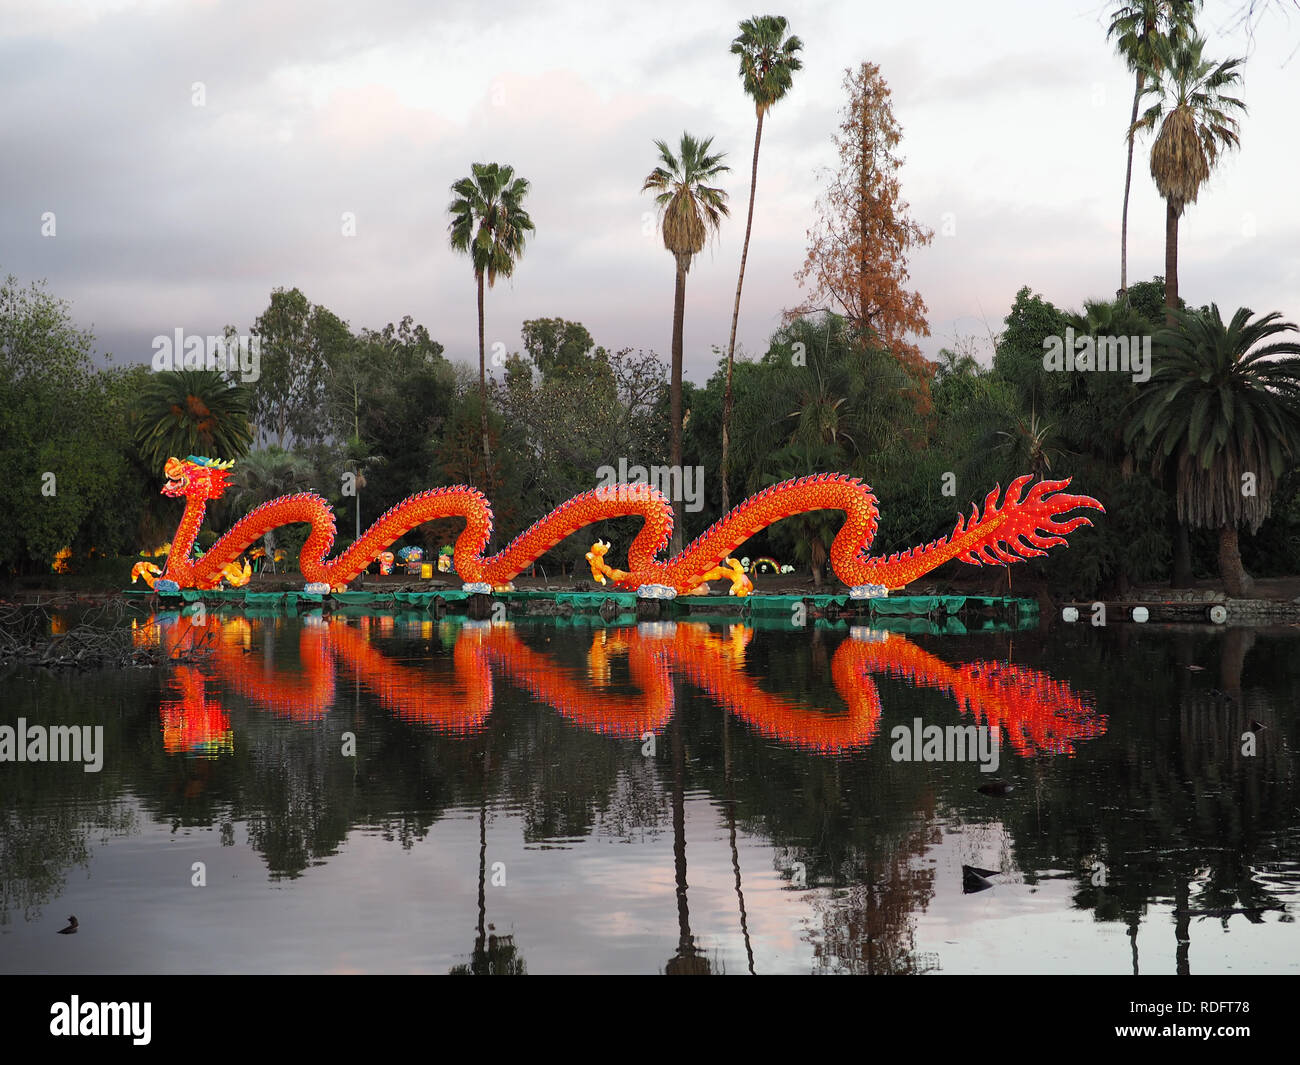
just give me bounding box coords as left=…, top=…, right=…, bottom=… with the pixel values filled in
left=641, top=131, right=731, bottom=269
left=447, top=161, right=536, bottom=285
left=1128, top=305, right=1300, bottom=530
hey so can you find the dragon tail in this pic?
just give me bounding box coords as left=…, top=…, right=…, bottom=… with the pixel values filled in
left=860, top=476, right=1105, bottom=589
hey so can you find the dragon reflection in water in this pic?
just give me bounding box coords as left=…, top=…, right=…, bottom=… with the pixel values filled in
left=136, top=614, right=1106, bottom=758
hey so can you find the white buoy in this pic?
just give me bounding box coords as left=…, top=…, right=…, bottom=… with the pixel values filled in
left=1062, top=606, right=1079, bottom=623
left=1132, top=606, right=1149, bottom=623
left=1208, top=604, right=1228, bottom=624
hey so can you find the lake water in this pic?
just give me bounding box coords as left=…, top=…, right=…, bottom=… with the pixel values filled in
left=2, top=608, right=1296, bottom=975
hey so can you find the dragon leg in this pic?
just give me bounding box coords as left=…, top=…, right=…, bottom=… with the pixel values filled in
left=131, top=562, right=162, bottom=589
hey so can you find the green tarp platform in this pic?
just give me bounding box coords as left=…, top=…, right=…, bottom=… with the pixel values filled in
left=394, top=591, right=470, bottom=605
left=247, top=592, right=288, bottom=607
left=121, top=586, right=1036, bottom=623
left=552, top=592, right=637, bottom=608
left=869, top=595, right=952, bottom=615
left=332, top=591, right=388, bottom=605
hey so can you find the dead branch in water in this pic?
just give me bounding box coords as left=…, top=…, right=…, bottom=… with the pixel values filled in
left=0, top=596, right=212, bottom=670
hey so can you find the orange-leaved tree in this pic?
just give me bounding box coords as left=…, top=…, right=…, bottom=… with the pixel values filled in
left=791, top=62, right=934, bottom=410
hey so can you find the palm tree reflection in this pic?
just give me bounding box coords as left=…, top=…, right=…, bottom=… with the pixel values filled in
left=665, top=713, right=711, bottom=975
left=447, top=728, right=527, bottom=976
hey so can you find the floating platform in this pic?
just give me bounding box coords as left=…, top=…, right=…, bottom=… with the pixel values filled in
left=124, top=586, right=1037, bottom=630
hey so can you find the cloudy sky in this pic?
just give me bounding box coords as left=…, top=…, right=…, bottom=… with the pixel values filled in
left=2, top=0, right=1297, bottom=383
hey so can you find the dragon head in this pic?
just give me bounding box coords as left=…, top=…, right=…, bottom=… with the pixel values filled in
left=161, top=456, right=235, bottom=501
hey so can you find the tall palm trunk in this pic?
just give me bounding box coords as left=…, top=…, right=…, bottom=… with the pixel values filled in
left=1174, top=867, right=1190, bottom=975
left=472, top=728, right=491, bottom=973
left=671, top=715, right=689, bottom=950
left=1162, top=199, right=1194, bottom=585
left=721, top=112, right=765, bottom=514
left=477, top=272, right=492, bottom=491
left=723, top=711, right=755, bottom=974
left=810, top=535, right=826, bottom=588
left=1219, top=626, right=1255, bottom=695
left=665, top=713, right=708, bottom=974
left=1172, top=526, right=1193, bottom=586
left=670, top=262, right=687, bottom=554
left=1120, top=69, right=1144, bottom=298
left=1218, top=523, right=1253, bottom=597
left=474, top=770, right=488, bottom=973
left=1165, top=469, right=1193, bottom=588
left=1164, top=200, right=1180, bottom=326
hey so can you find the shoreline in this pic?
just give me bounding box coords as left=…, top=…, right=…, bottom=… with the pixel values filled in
left=8, top=571, right=1300, bottom=626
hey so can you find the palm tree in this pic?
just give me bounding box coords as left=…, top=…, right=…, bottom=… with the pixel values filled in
left=1130, top=34, right=1246, bottom=324
left=1069, top=295, right=1153, bottom=339
left=720, top=15, right=803, bottom=513
left=132, top=369, right=253, bottom=475
left=340, top=437, right=384, bottom=544
left=737, top=315, right=916, bottom=480
left=448, top=162, right=535, bottom=486
left=1107, top=1, right=1201, bottom=300
left=1125, top=306, right=1300, bottom=596
left=993, top=406, right=1070, bottom=481
left=1066, top=295, right=1198, bottom=584
left=643, top=133, right=730, bottom=553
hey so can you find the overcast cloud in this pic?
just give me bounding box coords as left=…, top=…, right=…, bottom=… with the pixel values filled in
left=1, top=0, right=1296, bottom=382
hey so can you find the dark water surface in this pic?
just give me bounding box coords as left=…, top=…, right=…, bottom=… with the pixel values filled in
left=2, top=609, right=1297, bottom=974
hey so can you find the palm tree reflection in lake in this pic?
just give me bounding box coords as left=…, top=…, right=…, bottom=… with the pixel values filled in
left=1, top=610, right=1295, bottom=974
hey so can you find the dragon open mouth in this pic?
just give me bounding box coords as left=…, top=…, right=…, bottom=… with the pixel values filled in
left=160, top=457, right=189, bottom=497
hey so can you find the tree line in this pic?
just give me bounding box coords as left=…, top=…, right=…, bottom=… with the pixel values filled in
left=4, top=6, right=1299, bottom=596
